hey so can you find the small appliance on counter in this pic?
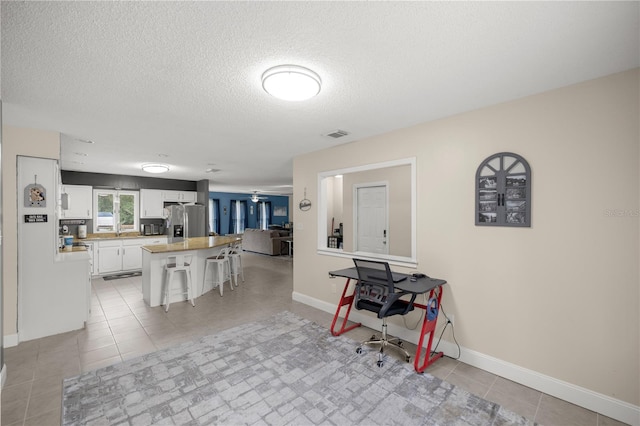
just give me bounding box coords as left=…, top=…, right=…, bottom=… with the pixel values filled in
left=64, top=236, right=74, bottom=250
left=142, top=223, right=163, bottom=235
left=78, top=225, right=87, bottom=239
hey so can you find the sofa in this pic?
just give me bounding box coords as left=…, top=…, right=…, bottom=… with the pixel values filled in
left=240, top=228, right=291, bottom=255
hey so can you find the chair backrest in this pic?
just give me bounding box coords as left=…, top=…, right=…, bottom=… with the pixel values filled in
left=215, top=247, right=231, bottom=259
left=353, top=258, right=395, bottom=293
left=353, top=258, right=415, bottom=318
left=353, top=258, right=395, bottom=308
left=229, top=242, right=242, bottom=254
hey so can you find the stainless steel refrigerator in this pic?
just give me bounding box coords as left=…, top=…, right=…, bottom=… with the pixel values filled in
left=164, top=204, right=206, bottom=243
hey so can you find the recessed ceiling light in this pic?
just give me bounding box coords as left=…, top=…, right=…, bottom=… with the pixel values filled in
left=142, top=163, right=169, bottom=174
left=261, top=65, right=321, bottom=101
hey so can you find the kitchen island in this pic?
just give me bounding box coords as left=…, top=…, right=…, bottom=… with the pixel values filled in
left=141, top=236, right=241, bottom=307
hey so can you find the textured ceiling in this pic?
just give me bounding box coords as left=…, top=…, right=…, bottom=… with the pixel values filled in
left=2, top=1, right=638, bottom=194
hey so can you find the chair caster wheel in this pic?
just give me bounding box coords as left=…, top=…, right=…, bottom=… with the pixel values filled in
left=356, top=347, right=362, bottom=354
left=371, top=335, right=377, bottom=340
left=405, top=356, right=411, bottom=363
left=398, top=341, right=404, bottom=347
left=377, top=361, right=384, bottom=368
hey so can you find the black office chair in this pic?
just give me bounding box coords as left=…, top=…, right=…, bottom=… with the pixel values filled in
left=353, top=258, right=416, bottom=367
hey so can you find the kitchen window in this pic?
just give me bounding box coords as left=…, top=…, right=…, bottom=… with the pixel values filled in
left=93, top=189, right=140, bottom=234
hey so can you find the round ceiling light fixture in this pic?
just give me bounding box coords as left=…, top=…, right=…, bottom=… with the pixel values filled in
left=142, top=163, right=170, bottom=174
left=262, top=65, right=321, bottom=101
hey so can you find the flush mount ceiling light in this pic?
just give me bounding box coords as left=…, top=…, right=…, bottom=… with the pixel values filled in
left=261, top=65, right=321, bottom=101
left=142, top=163, right=169, bottom=174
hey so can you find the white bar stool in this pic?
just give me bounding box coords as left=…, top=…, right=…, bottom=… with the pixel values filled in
left=162, top=253, right=194, bottom=312
left=203, top=247, right=233, bottom=296
left=228, top=242, right=244, bottom=287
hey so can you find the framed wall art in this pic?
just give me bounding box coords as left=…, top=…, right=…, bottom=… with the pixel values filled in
left=475, top=152, right=531, bottom=227
left=24, top=181, right=47, bottom=207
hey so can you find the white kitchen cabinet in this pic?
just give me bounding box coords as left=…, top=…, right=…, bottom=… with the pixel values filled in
left=61, top=185, right=93, bottom=219
left=97, top=240, right=122, bottom=274
left=96, top=237, right=167, bottom=274
left=162, top=190, right=197, bottom=203
left=84, top=242, right=97, bottom=276
left=140, top=189, right=165, bottom=218
left=122, top=239, right=143, bottom=271
left=141, top=236, right=168, bottom=246
left=180, top=191, right=197, bottom=203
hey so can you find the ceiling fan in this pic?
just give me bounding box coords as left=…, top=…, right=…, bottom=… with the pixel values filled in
left=248, top=191, right=268, bottom=203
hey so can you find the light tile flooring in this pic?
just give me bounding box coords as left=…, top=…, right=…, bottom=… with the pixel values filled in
left=1, top=252, right=628, bottom=426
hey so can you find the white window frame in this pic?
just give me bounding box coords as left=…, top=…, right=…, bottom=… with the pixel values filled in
left=93, top=189, right=140, bottom=234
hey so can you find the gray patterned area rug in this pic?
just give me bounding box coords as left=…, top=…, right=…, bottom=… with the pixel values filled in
left=62, top=311, right=534, bottom=425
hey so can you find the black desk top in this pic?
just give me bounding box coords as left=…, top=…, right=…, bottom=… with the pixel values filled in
left=329, top=267, right=446, bottom=294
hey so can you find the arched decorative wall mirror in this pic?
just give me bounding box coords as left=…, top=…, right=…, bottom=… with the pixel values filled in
left=317, top=157, right=417, bottom=266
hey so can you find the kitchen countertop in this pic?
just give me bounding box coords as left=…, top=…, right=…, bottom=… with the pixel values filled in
left=57, top=245, right=90, bottom=262
left=142, top=236, right=241, bottom=254
left=59, top=245, right=88, bottom=253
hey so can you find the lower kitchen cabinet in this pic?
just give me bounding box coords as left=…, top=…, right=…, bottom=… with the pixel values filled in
left=97, top=240, right=122, bottom=274
left=122, top=240, right=143, bottom=271
left=97, top=237, right=167, bottom=275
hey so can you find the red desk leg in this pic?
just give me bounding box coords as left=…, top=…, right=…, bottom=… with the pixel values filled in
left=330, top=278, right=362, bottom=336
left=413, top=287, right=444, bottom=373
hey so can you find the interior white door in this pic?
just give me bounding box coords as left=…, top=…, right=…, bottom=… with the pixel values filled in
left=356, top=185, right=388, bottom=254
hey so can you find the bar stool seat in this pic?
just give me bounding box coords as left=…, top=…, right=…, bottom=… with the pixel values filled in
left=203, top=247, right=233, bottom=296
left=162, top=254, right=194, bottom=312
left=228, top=242, right=244, bottom=287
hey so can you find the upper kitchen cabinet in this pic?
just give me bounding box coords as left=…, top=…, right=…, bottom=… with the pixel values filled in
left=61, top=185, right=93, bottom=219
left=140, top=189, right=198, bottom=219
left=140, top=189, right=165, bottom=218
left=163, top=190, right=197, bottom=203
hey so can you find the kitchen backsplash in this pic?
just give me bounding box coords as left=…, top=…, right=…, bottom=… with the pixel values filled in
left=60, top=218, right=165, bottom=237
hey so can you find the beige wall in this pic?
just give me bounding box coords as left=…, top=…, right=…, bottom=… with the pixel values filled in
left=2, top=126, right=60, bottom=337
left=293, top=69, right=639, bottom=405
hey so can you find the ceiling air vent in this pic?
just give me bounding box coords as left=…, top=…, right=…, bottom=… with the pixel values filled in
left=324, top=129, right=350, bottom=139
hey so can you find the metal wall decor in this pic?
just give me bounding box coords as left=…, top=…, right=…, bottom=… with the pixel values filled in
left=299, top=187, right=312, bottom=211
left=24, top=175, right=47, bottom=207
left=475, top=152, right=531, bottom=227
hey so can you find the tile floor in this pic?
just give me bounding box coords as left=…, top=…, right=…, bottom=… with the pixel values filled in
left=1, top=252, right=628, bottom=426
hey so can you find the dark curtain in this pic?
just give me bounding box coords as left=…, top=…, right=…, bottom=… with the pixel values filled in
left=239, top=200, right=248, bottom=231
left=209, top=199, right=220, bottom=235
left=257, top=201, right=272, bottom=229
left=229, top=200, right=248, bottom=234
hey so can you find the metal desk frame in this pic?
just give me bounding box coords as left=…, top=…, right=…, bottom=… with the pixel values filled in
left=328, top=267, right=447, bottom=373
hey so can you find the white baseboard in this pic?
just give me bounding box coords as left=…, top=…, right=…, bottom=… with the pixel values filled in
left=3, top=333, right=18, bottom=348
left=292, top=292, right=640, bottom=426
